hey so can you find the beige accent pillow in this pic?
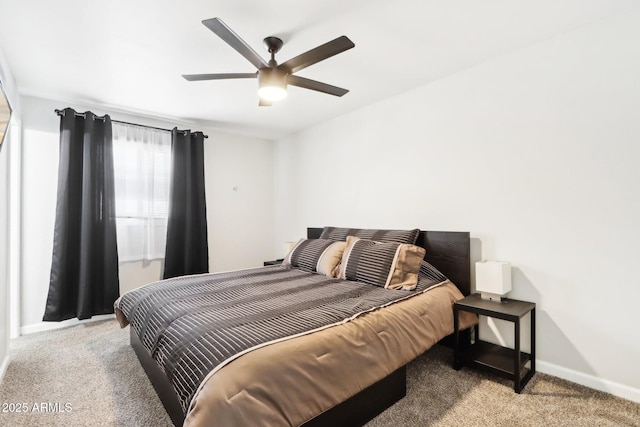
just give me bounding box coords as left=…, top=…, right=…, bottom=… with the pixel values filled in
left=385, top=244, right=425, bottom=290
left=336, top=236, right=361, bottom=280
left=317, top=241, right=347, bottom=278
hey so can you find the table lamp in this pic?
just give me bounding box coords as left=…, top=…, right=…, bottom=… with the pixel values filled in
left=475, top=260, right=512, bottom=301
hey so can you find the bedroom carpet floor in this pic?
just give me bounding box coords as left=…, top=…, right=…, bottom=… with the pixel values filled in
left=0, top=320, right=638, bottom=427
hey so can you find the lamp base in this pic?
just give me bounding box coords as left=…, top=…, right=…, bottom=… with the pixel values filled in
left=480, top=292, right=504, bottom=302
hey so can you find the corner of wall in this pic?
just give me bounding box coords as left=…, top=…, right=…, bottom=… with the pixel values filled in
left=0, top=352, right=9, bottom=384
left=0, top=45, right=20, bottom=114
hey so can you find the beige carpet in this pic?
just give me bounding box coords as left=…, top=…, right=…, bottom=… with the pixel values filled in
left=0, top=320, right=638, bottom=426
left=0, top=320, right=171, bottom=427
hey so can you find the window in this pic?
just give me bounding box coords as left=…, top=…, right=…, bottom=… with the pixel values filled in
left=112, top=123, right=171, bottom=263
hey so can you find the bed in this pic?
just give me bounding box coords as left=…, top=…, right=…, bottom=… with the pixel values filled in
left=115, top=227, right=476, bottom=426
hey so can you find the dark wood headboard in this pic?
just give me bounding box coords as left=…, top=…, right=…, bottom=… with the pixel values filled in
left=307, top=228, right=471, bottom=296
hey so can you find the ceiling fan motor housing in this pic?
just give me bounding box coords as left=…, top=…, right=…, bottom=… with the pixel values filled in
left=263, top=36, right=284, bottom=55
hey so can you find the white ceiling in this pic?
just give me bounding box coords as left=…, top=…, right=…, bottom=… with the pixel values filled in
left=0, top=0, right=636, bottom=139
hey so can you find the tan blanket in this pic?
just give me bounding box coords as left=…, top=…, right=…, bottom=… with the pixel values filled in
left=185, top=281, right=477, bottom=426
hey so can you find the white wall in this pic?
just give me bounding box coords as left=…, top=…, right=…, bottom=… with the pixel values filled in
left=205, top=131, right=275, bottom=272
left=0, top=112, right=9, bottom=381
left=274, top=8, right=640, bottom=402
left=0, top=46, right=20, bottom=381
left=19, top=95, right=275, bottom=332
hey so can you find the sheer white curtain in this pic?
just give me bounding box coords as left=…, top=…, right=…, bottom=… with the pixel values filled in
left=112, top=123, right=171, bottom=263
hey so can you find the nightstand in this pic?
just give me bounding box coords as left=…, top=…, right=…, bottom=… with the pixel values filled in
left=263, top=259, right=283, bottom=266
left=454, top=293, right=535, bottom=393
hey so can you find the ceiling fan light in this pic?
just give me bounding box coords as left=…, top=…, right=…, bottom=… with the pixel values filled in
left=258, top=69, right=288, bottom=102
left=258, top=86, right=287, bottom=102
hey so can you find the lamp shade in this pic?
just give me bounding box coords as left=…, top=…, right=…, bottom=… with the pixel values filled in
left=258, top=68, right=287, bottom=101
left=475, top=260, right=512, bottom=301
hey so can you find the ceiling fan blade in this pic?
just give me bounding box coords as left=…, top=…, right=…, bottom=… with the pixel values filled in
left=202, top=18, right=268, bottom=70
left=277, top=36, right=355, bottom=74
left=258, top=98, right=272, bottom=107
left=182, top=73, right=257, bottom=81
left=288, top=75, right=349, bottom=97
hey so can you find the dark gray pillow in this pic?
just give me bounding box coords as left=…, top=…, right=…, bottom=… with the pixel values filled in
left=338, top=237, right=425, bottom=290
left=284, top=238, right=346, bottom=276
left=418, top=260, right=448, bottom=283
left=319, top=226, right=420, bottom=244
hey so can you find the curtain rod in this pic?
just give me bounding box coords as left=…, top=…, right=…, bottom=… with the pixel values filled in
left=54, top=109, right=208, bottom=139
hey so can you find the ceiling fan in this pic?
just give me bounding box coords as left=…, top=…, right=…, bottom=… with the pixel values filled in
left=182, top=18, right=355, bottom=106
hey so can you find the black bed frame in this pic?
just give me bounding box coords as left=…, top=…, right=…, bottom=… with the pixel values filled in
left=131, top=228, right=471, bottom=426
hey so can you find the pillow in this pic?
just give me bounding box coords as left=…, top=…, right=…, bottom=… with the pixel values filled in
left=337, top=236, right=426, bottom=290
left=283, top=238, right=346, bottom=277
left=319, top=226, right=420, bottom=245
left=418, top=260, right=448, bottom=283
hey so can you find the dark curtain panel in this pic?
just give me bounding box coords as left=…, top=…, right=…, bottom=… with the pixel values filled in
left=163, top=128, right=209, bottom=279
left=43, top=108, right=120, bottom=321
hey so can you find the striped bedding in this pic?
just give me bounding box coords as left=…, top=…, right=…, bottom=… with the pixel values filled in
left=115, top=264, right=446, bottom=415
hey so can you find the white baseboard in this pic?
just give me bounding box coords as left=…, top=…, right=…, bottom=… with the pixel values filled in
left=20, top=314, right=116, bottom=336
left=538, top=360, right=640, bottom=403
